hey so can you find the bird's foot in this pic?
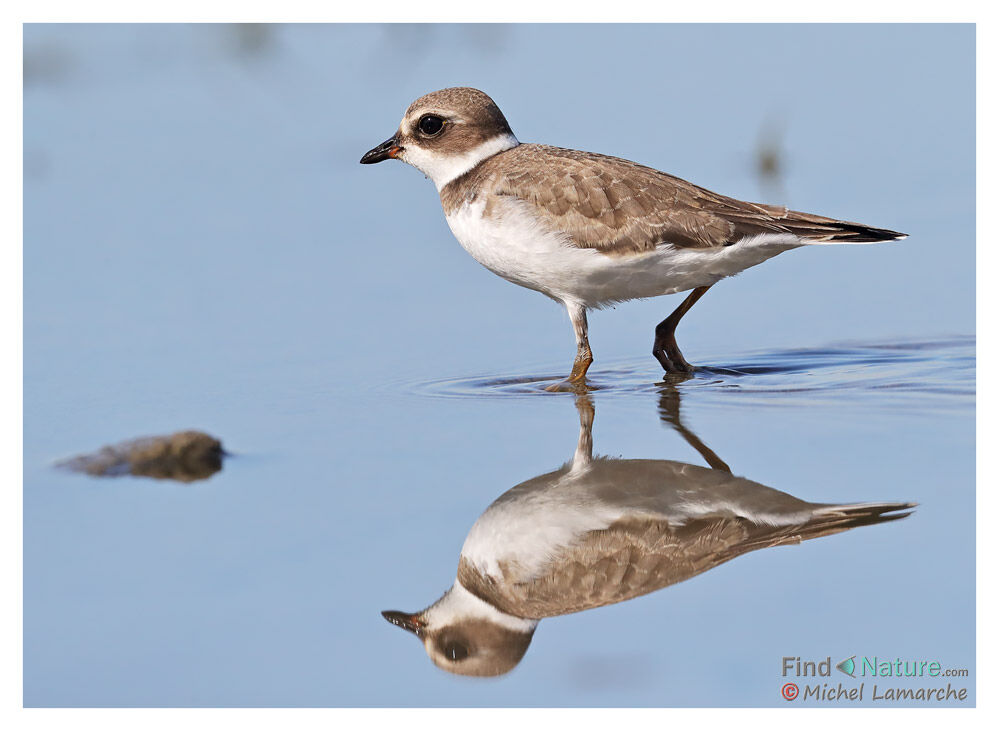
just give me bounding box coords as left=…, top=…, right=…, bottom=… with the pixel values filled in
left=653, top=340, right=695, bottom=375
left=544, top=350, right=593, bottom=392
left=543, top=378, right=592, bottom=394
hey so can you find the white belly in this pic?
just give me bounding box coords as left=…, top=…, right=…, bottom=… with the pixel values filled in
left=460, top=469, right=627, bottom=581
left=444, top=197, right=800, bottom=309
left=459, top=458, right=819, bottom=582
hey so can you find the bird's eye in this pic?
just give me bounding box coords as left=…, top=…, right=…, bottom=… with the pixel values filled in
left=442, top=641, right=470, bottom=662
left=418, top=115, right=445, bottom=136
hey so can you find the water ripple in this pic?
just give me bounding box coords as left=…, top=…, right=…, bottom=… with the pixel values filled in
left=392, top=336, right=975, bottom=411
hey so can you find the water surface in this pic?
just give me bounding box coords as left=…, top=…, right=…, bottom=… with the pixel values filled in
left=23, top=24, right=974, bottom=707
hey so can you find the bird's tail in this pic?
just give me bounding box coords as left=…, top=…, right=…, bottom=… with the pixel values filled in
left=732, top=501, right=916, bottom=555
left=797, top=501, right=917, bottom=540
left=777, top=208, right=908, bottom=244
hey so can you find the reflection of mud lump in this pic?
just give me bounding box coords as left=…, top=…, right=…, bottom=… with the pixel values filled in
left=58, top=431, right=224, bottom=483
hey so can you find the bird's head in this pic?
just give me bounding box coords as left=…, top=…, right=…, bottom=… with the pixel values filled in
left=381, top=581, right=537, bottom=677
left=360, top=87, right=519, bottom=190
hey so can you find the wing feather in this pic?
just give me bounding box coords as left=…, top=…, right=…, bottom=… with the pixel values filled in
left=457, top=500, right=913, bottom=619
left=440, top=144, right=905, bottom=254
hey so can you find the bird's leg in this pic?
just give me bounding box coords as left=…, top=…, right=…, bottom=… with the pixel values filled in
left=567, top=302, right=593, bottom=383
left=653, top=285, right=712, bottom=374
left=570, top=393, right=595, bottom=469
left=657, top=385, right=732, bottom=473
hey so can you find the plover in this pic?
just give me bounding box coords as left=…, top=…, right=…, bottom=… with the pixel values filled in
left=382, top=396, right=914, bottom=677
left=361, top=87, right=906, bottom=382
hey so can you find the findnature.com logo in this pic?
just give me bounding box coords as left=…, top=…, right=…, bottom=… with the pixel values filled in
left=779, top=656, right=970, bottom=703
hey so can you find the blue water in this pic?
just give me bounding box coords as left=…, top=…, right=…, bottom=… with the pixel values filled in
left=23, top=24, right=975, bottom=706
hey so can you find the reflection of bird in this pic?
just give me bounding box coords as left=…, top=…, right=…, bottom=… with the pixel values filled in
left=382, top=395, right=914, bottom=677
left=361, top=87, right=906, bottom=383
left=383, top=398, right=913, bottom=676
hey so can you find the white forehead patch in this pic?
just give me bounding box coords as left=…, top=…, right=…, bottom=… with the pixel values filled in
left=399, top=133, right=519, bottom=191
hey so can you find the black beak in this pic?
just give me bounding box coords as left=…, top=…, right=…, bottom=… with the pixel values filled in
left=381, top=609, right=424, bottom=637
left=360, top=137, right=402, bottom=164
